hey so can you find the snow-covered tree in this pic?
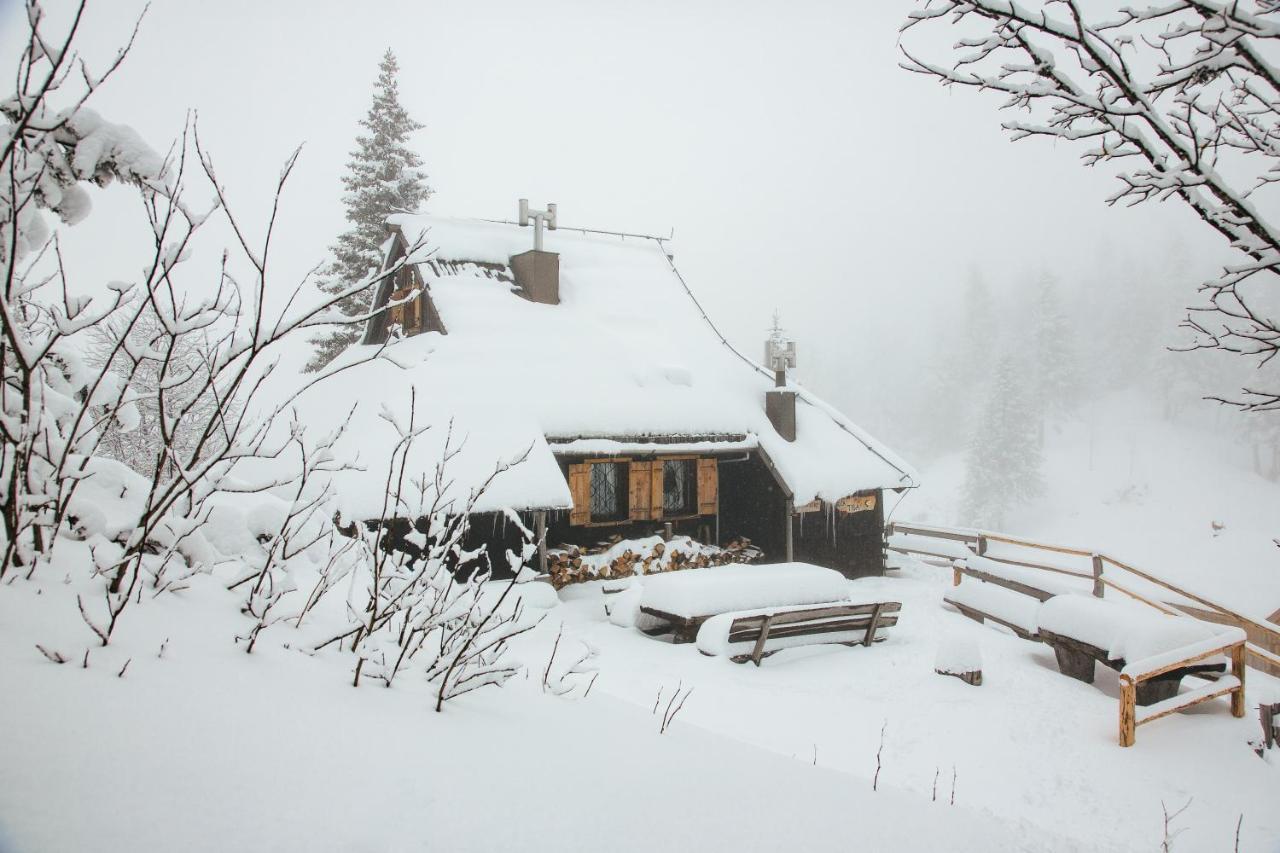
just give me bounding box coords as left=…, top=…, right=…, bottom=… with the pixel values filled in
left=960, top=355, right=1044, bottom=529
left=957, top=269, right=997, bottom=390
left=0, top=4, right=423, bottom=634
left=306, top=50, right=430, bottom=371
left=901, top=1, right=1280, bottom=411
left=87, top=308, right=231, bottom=481
left=1030, top=272, right=1078, bottom=421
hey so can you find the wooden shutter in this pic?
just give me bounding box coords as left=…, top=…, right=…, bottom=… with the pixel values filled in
left=697, top=458, right=718, bottom=516
left=568, top=463, right=590, bottom=526
left=650, top=461, right=664, bottom=519
left=629, top=460, right=654, bottom=521
left=404, top=294, right=418, bottom=332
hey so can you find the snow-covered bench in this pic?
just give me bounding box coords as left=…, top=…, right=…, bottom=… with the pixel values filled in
left=638, top=562, right=850, bottom=643
left=695, top=601, right=902, bottom=666
left=1037, top=595, right=1244, bottom=719
left=943, top=555, right=1087, bottom=639
left=944, top=580, right=1042, bottom=641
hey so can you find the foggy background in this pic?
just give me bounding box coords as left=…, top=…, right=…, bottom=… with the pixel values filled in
left=0, top=0, right=1267, bottom=502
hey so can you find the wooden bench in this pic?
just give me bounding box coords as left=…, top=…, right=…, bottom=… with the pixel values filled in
left=944, top=580, right=1043, bottom=641
left=1117, top=631, right=1247, bottom=747
left=696, top=601, right=902, bottom=666
left=942, top=556, right=1074, bottom=641
left=1038, top=628, right=1226, bottom=706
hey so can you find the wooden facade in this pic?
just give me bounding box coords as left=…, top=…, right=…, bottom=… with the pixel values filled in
left=541, top=448, right=888, bottom=581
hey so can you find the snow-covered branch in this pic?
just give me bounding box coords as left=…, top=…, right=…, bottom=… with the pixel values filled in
left=901, top=0, right=1280, bottom=407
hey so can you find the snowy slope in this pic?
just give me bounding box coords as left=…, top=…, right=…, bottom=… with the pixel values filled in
left=4, top=556, right=1278, bottom=852
left=0, top=573, right=1026, bottom=853
left=903, top=393, right=1280, bottom=623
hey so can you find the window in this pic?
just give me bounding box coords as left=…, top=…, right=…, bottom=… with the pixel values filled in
left=662, top=458, right=696, bottom=517
left=388, top=287, right=419, bottom=335
left=589, top=461, right=628, bottom=521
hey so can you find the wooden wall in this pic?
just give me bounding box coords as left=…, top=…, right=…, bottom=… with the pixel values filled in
left=792, top=489, right=886, bottom=579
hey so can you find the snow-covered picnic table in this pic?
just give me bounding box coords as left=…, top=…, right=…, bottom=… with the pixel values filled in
left=638, top=562, right=850, bottom=643
left=1036, top=595, right=1232, bottom=705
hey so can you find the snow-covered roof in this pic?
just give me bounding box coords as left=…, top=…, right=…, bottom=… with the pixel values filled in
left=292, top=214, right=917, bottom=519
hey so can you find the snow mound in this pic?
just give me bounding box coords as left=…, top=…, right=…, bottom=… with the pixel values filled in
left=640, top=562, right=849, bottom=618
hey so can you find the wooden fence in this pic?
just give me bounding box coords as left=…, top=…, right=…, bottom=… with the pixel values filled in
left=885, top=520, right=1280, bottom=677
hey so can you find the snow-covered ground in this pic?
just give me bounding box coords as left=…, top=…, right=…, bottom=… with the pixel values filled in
left=3, top=555, right=1277, bottom=852
left=904, top=392, right=1280, bottom=623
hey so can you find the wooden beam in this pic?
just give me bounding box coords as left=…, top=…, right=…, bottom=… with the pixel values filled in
left=751, top=615, right=775, bottom=667
left=534, top=511, right=547, bottom=576
left=1119, top=678, right=1136, bottom=747
left=1231, top=643, right=1246, bottom=718
left=785, top=497, right=794, bottom=562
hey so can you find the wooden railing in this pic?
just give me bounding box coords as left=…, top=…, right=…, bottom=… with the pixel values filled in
left=885, top=520, right=1280, bottom=677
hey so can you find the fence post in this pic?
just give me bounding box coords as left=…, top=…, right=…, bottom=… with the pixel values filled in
left=976, top=535, right=987, bottom=557
left=1091, top=554, right=1104, bottom=598
left=1119, top=677, right=1137, bottom=747
left=1231, top=643, right=1246, bottom=718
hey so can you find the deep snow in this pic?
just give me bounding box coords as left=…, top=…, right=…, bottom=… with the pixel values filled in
left=2, top=555, right=1277, bottom=852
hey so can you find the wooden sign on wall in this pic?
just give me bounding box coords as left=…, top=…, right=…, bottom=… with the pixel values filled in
left=835, top=494, right=876, bottom=514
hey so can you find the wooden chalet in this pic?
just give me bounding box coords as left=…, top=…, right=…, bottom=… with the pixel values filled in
left=301, top=209, right=918, bottom=580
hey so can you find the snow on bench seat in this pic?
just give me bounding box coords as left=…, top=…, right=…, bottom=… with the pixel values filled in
left=695, top=600, right=899, bottom=661
left=1037, top=595, right=1228, bottom=666
left=959, top=555, right=1089, bottom=600
left=944, top=580, right=1041, bottom=639
left=638, top=563, right=849, bottom=620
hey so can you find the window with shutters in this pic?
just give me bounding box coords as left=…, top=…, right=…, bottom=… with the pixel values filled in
left=568, top=456, right=716, bottom=526
left=387, top=287, right=420, bottom=335
left=662, top=458, right=696, bottom=516
left=588, top=461, right=628, bottom=521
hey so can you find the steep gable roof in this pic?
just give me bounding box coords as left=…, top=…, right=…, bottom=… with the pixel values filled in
left=291, top=214, right=917, bottom=521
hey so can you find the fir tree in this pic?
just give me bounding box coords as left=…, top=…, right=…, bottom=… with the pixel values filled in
left=959, top=355, right=1044, bottom=529
left=306, top=50, right=430, bottom=372
left=1030, top=271, right=1079, bottom=424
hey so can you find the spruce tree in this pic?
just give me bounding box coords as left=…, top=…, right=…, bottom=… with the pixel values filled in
left=1031, top=272, right=1078, bottom=422
left=959, top=355, right=1044, bottom=529
left=306, top=50, right=430, bottom=372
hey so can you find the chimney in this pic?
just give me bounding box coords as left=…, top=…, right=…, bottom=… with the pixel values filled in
left=764, top=315, right=798, bottom=442
left=766, top=389, right=797, bottom=442
left=510, top=199, right=559, bottom=305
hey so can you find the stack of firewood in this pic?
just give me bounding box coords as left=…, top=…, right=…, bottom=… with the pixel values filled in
left=546, top=536, right=762, bottom=589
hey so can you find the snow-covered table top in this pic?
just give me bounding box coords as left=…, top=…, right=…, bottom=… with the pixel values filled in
left=638, top=563, right=850, bottom=620
left=1036, top=595, right=1233, bottom=664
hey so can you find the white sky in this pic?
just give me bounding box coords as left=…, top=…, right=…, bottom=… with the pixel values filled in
left=1, top=0, right=1226, bottom=421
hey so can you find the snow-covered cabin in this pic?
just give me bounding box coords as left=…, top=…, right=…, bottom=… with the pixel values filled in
left=301, top=213, right=917, bottom=578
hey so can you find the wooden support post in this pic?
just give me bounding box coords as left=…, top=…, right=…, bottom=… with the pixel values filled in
left=751, top=615, right=775, bottom=667
left=863, top=603, right=883, bottom=647
left=952, top=565, right=962, bottom=587
left=534, top=511, right=547, bottom=576
left=1231, top=642, right=1246, bottom=718
left=976, top=535, right=988, bottom=556
left=784, top=498, right=794, bottom=562
left=1262, top=703, right=1279, bottom=750
left=1119, top=677, right=1137, bottom=747
left=1091, top=554, right=1105, bottom=598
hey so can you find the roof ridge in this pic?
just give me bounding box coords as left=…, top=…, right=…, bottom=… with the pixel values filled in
left=656, top=249, right=918, bottom=489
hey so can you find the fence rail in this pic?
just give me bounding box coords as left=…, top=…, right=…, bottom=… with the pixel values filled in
left=885, top=520, right=1280, bottom=677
